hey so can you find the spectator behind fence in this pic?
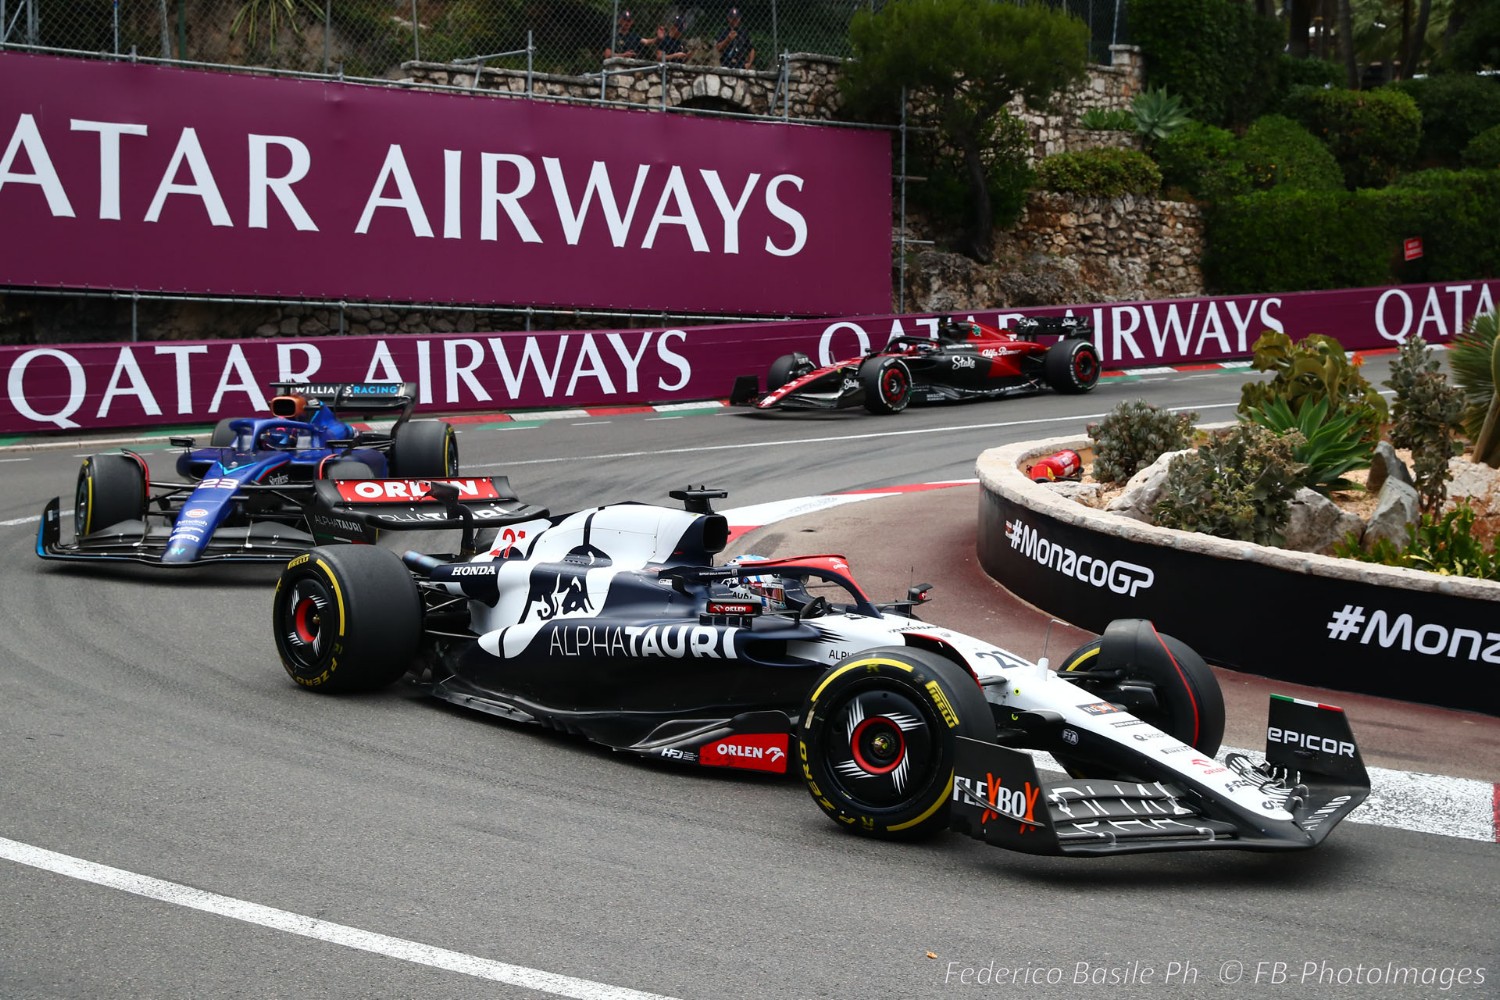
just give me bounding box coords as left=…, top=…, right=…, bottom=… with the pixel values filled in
left=656, top=15, right=689, bottom=62
left=605, top=9, right=646, bottom=59
left=715, top=6, right=754, bottom=69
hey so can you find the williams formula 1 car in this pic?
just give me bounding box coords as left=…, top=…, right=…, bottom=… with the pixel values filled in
left=37, top=381, right=458, bottom=566
left=270, top=484, right=1368, bottom=856
left=730, top=316, right=1102, bottom=415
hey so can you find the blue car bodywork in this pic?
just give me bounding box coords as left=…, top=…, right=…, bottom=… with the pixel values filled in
left=37, top=381, right=458, bottom=566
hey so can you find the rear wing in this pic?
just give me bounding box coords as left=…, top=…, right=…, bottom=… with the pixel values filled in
left=1012, top=316, right=1093, bottom=341
left=308, top=476, right=547, bottom=551
left=270, top=381, right=418, bottom=420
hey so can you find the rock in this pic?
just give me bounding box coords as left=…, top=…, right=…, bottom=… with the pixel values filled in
left=1363, top=478, right=1420, bottom=551
left=1040, top=481, right=1102, bottom=504
left=1445, top=457, right=1500, bottom=511
left=1104, top=449, right=1192, bottom=523
left=1283, top=487, right=1365, bottom=554
left=1367, top=442, right=1413, bottom=493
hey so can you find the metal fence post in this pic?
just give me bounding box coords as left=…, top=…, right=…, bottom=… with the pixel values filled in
left=771, top=0, right=778, bottom=65
left=411, top=0, right=420, bottom=62
left=131, top=292, right=139, bottom=342
left=158, top=0, right=169, bottom=58
left=322, top=0, right=331, bottom=74
left=526, top=29, right=533, bottom=96
left=113, top=0, right=119, bottom=55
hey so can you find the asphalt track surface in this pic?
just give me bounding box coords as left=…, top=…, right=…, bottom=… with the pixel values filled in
left=2, top=355, right=1498, bottom=999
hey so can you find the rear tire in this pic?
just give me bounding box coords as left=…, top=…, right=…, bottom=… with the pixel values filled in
left=390, top=420, right=458, bottom=479
left=859, top=357, right=911, bottom=414
left=798, top=646, right=989, bottom=840
left=272, top=545, right=422, bottom=693
left=1043, top=338, right=1100, bottom=394
left=74, top=454, right=148, bottom=537
left=1055, top=619, right=1225, bottom=778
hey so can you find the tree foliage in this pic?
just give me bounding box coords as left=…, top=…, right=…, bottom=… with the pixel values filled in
left=1128, top=0, right=1282, bottom=127
left=842, top=0, right=1089, bottom=261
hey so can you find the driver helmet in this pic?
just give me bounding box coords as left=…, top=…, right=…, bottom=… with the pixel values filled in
left=262, top=426, right=294, bottom=449
left=728, top=555, right=788, bottom=612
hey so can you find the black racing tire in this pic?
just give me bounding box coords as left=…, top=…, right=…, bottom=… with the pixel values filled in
left=272, top=545, right=422, bottom=693
left=1043, top=338, right=1101, bottom=394
left=390, top=420, right=459, bottom=479
left=322, top=460, right=375, bottom=481
left=74, top=454, right=148, bottom=538
left=798, top=646, right=991, bottom=841
left=766, top=353, right=812, bottom=391
left=859, top=356, right=912, bottom=414
left=1055, top=620, right=1225, bottom=778
left=209, top=418, right=238, bottom=447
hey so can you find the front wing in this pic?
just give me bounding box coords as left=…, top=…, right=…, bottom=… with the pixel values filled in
left=950, top=695, right=1370, bottom=855
left=36, top=497, right=319, bottom=566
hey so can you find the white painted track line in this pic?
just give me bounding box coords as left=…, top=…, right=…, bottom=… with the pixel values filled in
left=0, top=837, right=682, bottom=1000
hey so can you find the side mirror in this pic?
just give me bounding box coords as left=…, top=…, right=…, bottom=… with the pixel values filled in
left=169, top=437, right=195, bottom=449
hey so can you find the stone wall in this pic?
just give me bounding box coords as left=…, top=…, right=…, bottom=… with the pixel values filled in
left=401, top=45, right=1147, bottom=163
left=901, top=192, right=1205, bottom=314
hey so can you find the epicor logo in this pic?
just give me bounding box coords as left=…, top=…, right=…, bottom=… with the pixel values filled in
left=1267, top=727, right=1356, bottom=758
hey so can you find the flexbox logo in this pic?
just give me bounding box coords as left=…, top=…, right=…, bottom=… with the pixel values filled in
left=1005, top=519, right=1154, bottom=597
left=1326, top=604, right=1500, bottom=663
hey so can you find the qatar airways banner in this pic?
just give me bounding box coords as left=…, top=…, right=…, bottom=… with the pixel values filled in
left=1, top=279, right=1495, bottom=434
left=0, top=52, right=890, bottom=316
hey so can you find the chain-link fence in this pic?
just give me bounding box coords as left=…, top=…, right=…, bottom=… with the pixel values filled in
left=4, top=0, right=1128, bottom=81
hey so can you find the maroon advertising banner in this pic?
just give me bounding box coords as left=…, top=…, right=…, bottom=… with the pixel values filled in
left=0, top=52, right=891, bottom=316
left=2, top=279, right=1494, bottom=434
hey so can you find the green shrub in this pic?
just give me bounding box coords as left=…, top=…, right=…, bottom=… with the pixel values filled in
left=1242, top=396, right=1371, bottom=493
left=1461, top=124, right=1500, bottom=169
left=1132, top=86, right=1191, bottom=142
left=1274, top=54, right=1344, bottom=96
left=1151, top=120, right=1249, bottom=201
left=1334, top=502, right=1500, bottom=580
left=1152, top=423, right=1303, bottom=545
left=1393, top=73, right=1500, bottom=167
left=1129, top=0, right=1282, bottom=127
left=1234, top=115, right=1344, bottom=192
left=1238, top=331, right=1388, bottom=451
left=1386, top=335, right=1464, bottom=512
left=1203, top=172, right=1500, bottom=293
left=1448, top=309, right=1500, bottom=467
left=1086, top=399, right=1198, bottom=484
left=1080, top=107, right=1135, bottom=131
left=1280, top=86, right=1422, bottom=188
left=1035, top=147, right=1162, bottom=197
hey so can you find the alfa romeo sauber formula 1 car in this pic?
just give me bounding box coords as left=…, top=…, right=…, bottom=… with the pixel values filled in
left=270, top=485, right=1369, bottom=856
left=729, top=316, right=1102, bottom=415
left=37, top=381, right=458, bottom=566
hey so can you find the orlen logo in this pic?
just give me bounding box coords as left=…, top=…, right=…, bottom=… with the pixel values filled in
left=335, top=479, right=500, bottom=503
left=699, top=734, right=789, bottom=773
left=1267, top=727, right=1356, bottom=758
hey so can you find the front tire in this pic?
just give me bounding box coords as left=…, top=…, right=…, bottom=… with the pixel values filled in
left=74, top=454, right=148, bottom=537
left=767, top=353, right=813, bottom=391
left=272, top=545, right=422, bottom=693
left=390, top=420, right=458, bottom=479
left=798, top=647, right=990, bottom=840
left=209, top=418, right=238, bottom=447
left=1043, top=338, right=1100, bottom=394
left=1055, top=619, right=1225, bottom=778
left=859, top=356, right=911, bottom=414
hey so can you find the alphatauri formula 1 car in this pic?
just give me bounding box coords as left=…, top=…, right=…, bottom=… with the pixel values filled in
left=37, top=381, right=458, bottom=566
left=270, top=485, right=1369, bottom=856
left=730, top=316, right=1101, bottom=415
